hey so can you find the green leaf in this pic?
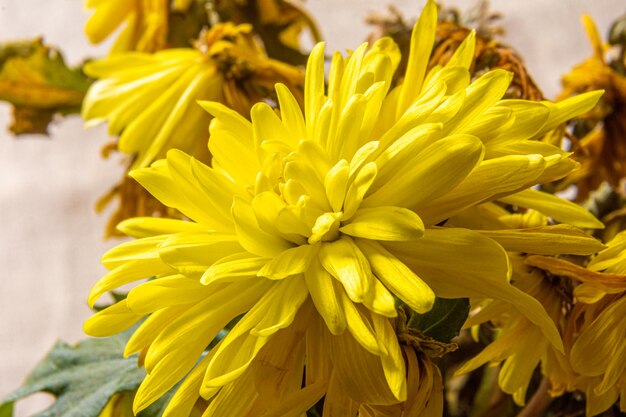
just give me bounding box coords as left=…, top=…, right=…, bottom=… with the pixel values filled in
left=407, top=297, right=470, bottom=342
left=0, top=328, right=146, bottom=417
left=0, top=38, right=91, bottom=135
left=0, top=401, right=14, bottom=417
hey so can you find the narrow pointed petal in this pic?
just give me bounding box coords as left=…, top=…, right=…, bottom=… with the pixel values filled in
left=201, top=253, right=267, bottom=285
left=319, top=236, right=373, bottom=303
left=116, top=217, right=207, bottom=239
left=357, top=239, right=435, bottom=313
left=251, top=277, right=310, bottom=337
left=479, top=225, right=605, bottom=255
left=323, top=321, right=400, bottom=406
left=386, top=228, right=564, bottom=351
left=372, top=314, right=407, bottom=401
left=364, top=134, right=484, bottom=209
left=305, top=260, right=347, bottom=335
left=305, top=42, right=326, bottom=136
left=397, top=0, right=437, bottom=113
left=341, top=291, right=385, bottom=355
left=499, top=189, right=604, bottom=229
left=340, top=206, right=424, bottom=241
left=258, top=244, right=319, bottom=279
left=88, top=259, right=172, bottom=307
left=84, top=300, right=143, bottom=337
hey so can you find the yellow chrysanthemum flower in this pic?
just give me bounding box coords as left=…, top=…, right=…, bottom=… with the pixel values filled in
left=85, top=0, right=168, bottom=54
left=85, top=1, right=602, bottom=414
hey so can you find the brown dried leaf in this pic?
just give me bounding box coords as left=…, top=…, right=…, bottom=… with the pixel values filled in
left=0, top=38, right=91, bottom=135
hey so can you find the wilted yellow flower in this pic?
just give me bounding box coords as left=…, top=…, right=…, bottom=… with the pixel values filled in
left=85, top=1, right=601, bottom=414
left=559, top=231, right=626, bottom=416
left=85, top=0, right=169, bottom=54
left=83, top=22, right=303, bottom=171
left=569, top=294, right=626, bottom=416
left=214, top=0, right=323, bottom=64
left=557, top=15, right=626, bottom=200
left=450, top=206, right=603, bottom=405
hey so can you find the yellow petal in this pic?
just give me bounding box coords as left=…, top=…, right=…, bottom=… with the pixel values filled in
left=499, top=188, right=604, bottom=229
left=386, top=228, right=563, bottom=352
left=340, top=292, right=385, bottom=356
left=305, top=42, right=326, bottom=137
left=478, top=225, right=605, bottom=255
left=371, top=314, right=407, bottom=402
left=162, top=353, right=212, bottom=417
left=126, top=275, right=209, bottom=314
left=571, top=297, right=626, bottom=376
left=275, top=83, right=306, bottom=141
left=445, top=30, right=475, bottom=69
left=124, top=305, right=187, bottom=357
left=146, top=279, right=270, bottom=373
left=319, top=236, right=373, bottom=303
left=83, top=299, right=143, bottom=337
left=488, top=100, right=551, bottom=145
left=304, top=260, right=347, bottom=335
left=232, top=196, right=293, bottom=257
left=116, top=217, right=207, bottom=239
left=324, top=160, right=350, bottom=212
left=204, top=282, right=307, bottom=388
left=251, top=277, right=310, bottom=337
left=397, top=0, right=437, bottom=114
left=159, top=231, right=243, bottom=276
left=101, top=235, right=164, bottom=268
left=88, top=259, right=172, bottom=307
left=343, top=161, right=377, bottom=220
left=417, top=154, right=546, bottom=225
left=364, top=134, right=484, bottom=209
left=356, top=239, right=435, bottom=313
left=257, top=244, right=319, bottom=279
left=537, top=90, right=604, bottom=135
left=323, top=321, right=400, bottom=405
left=252, top=101, right=296, bottom=150
left=340, top=206, right=424, bottom=241
left=251, top=315, right=307, bottom=409
left=322, top=373, right=359, bottom=417
left=260, top=380, right=328, bottom=417
left=134, top=346, right=201, bottom=413
left=200, top=253, right=267, bottom=285
left=442, top=69, right=513, bottom=135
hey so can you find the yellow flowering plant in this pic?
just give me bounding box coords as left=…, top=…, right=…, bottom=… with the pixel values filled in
left=4, top=1, right=626, bottom=417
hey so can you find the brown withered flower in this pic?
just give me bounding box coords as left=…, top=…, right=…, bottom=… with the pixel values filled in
left=556, top=15, right=626, bottom=201
left=366, top=1, right=543, bottom=100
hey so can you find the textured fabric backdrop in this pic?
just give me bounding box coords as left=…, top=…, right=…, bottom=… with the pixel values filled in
left=0, top=0, right=622, bottom=415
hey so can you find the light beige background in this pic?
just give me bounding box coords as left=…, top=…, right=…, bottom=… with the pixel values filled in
left=0, top=0, right=623, bottom=415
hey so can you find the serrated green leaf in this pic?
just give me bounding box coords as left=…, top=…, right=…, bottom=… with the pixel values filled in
left=0, top=38, right=91, bottom=135
left=0, top=328, right=145, bottom=417
left=407, top=297, right=470, bottom=342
